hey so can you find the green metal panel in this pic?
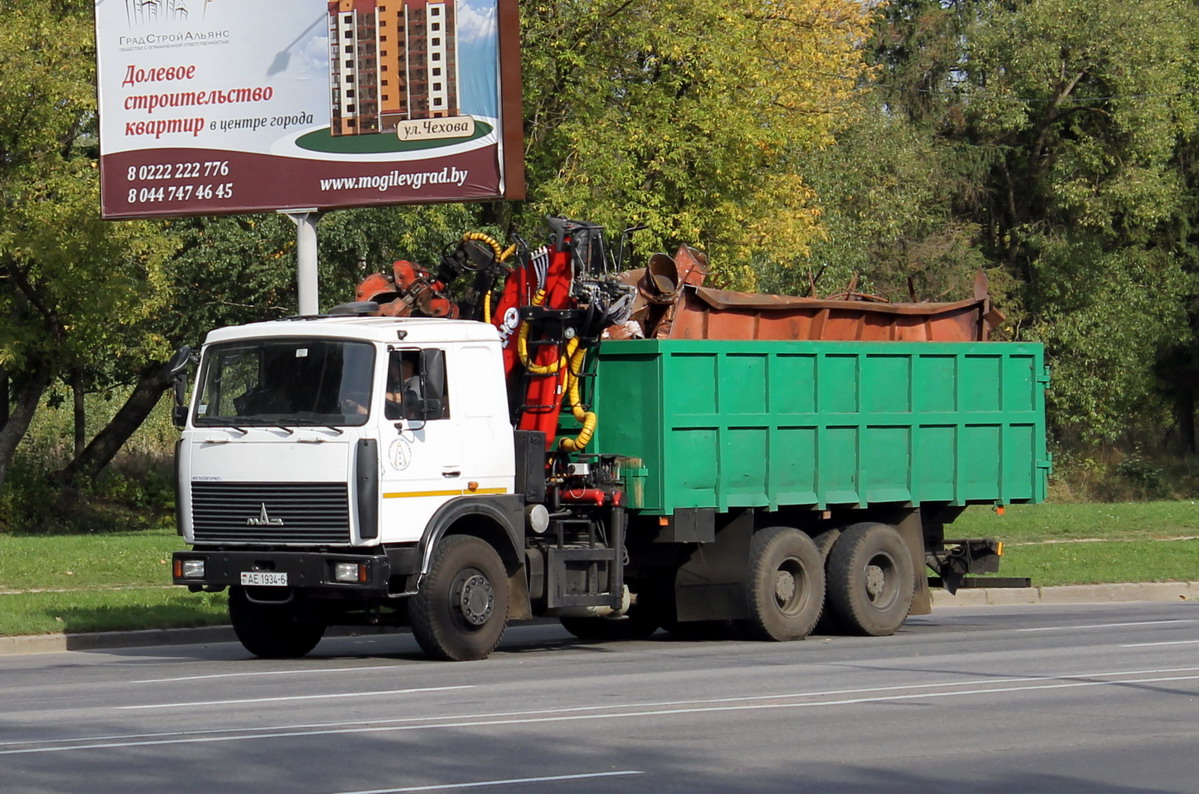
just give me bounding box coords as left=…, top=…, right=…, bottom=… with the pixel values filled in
left=589, top=340, right=1049, bottom=515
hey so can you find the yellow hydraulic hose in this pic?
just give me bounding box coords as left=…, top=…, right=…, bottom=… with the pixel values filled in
left=491, top=236, right=596, bottom=451
left=461, top=231, right=503, bottom=261
left=461, top=233, right=516, bottom=323
left=518, top=291, right=577, bottom=375
left=558, top=343, right=597, bottom=452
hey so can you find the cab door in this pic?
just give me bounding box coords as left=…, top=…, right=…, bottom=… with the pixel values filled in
left=376, top=347, right=463, bottom=544
left=455, top=342, right=515, bottom=493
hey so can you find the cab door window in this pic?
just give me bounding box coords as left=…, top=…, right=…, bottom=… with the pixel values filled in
left=385, top=349, right=448, bottom=420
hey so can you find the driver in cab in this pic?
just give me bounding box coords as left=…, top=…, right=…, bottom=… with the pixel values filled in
left=384, top=354, right=422, bottom=420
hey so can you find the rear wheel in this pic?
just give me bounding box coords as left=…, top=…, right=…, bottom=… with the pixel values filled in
left=411, top=535, right=510, bottom=661
left=812, top=529, right=845, bottom=634
left=812, top=528, right=841, bottom=561
left=825, top=522, right=914, bottom=636
left=736, top=527, right=825, bottom=642
left=228, top=586, right=326, bottom=659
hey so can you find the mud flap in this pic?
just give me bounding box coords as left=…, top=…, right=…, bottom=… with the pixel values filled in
left=674, top=510, right=753, bottom=622
left=893, top=508, right=932, bottom=616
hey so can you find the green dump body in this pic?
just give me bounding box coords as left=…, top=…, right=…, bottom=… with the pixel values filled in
left=589, top=339, right=1050, bottom=515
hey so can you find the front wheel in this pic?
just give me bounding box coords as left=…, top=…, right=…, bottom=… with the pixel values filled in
left=228, top=586, right=326, bottom=659
left=411, top=535, right=510, bottom=661
left=736, top=527, right=825, bottom=642
left=825, top=522, right=914, bottom=636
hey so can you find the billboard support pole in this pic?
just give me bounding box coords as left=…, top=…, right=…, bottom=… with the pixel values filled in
left=283, top=210, right=322, bottom=316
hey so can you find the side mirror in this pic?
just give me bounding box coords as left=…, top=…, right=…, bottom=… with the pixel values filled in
left=417, top=348, right=447, bottom=421
left=168, top=346, right=192, bottom=428
left=419, top=397, right=443, bottom=421
left=167, top=345, right=192, bottom=378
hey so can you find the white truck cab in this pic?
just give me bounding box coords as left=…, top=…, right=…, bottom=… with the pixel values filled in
left=174, top=315, right=544, bottom=661
left=179, top=315, right=515, bottom=548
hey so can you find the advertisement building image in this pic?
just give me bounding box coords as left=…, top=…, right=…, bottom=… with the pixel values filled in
left=328, top=0, right=460, bottom=136
left=95, top=0, right=523, bottom=215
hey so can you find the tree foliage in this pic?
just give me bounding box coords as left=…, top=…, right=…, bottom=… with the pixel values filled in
left=517, top=0, right=875, bottom=285
left=818, top=0, right=1199, bottom=445
left=0, top=0, right=175, bottom=490
left=11, top=0, right=1199, bottom=502
left=761, top=106, right=992, bottom=303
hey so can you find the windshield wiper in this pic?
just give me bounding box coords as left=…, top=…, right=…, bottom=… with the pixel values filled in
left=289, top=418, right=344, bottom=435
left=202, top=419, right=249, bottom=434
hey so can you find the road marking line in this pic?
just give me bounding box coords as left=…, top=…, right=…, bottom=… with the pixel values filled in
left=7, top=665, right=1198, bottom=750
left=0, top=677, right=1063, bottom=749
left=1121, top=640, right=1199, bottom=648
left=134, top=665, right=409, bottom=684
left=8, top=671, right=1199, bottom=756
left=1017, top=619, right=1199, bottom=632
left=334, top=770, right=643, bottom=793
left=117, top=685, right=473, bottom=710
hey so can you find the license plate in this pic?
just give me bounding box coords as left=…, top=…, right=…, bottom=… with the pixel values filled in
left=240, top=571, right=288, bottom=587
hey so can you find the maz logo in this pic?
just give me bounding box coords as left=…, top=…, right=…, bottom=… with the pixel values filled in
left=246, top=503, right=284, bottom=527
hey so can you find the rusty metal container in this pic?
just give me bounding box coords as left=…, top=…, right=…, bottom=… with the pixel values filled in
left=666, top=286, right=996, bottom=342
left=618, top=247, right=1002, bottom=342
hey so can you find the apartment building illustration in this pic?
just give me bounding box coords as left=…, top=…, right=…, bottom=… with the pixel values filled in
left=328, top=0, right=460, bottom=136
left=124, top=0, right=193, bottom=25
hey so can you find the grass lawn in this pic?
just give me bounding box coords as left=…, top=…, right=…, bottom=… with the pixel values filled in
left=1, top=502, right=1196, bottom=637
left=0, top=589, right=228, bottom=637
left=0, top=527, right=228, bottom=636
left=0, top=527, right=183, bottom=590
left=997, top=539, right=1199, bottom=587
left=951, top=501, right=1199, bottom=542
left=951, top=502, right=1199, bottom=586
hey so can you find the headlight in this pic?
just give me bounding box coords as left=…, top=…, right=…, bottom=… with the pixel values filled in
left=334, top=562, right=366, bottom=583
left=177, top=559, right=205, bottom=579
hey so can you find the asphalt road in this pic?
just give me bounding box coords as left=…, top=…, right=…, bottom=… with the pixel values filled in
left=2, top=602, right=1198, bottom=794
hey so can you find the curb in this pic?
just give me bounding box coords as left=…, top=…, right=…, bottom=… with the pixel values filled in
left=0, top=623, right=403, bottom=657
left=0, top=625, right=238, bottom=656
left=929, top=581, right=1198, bottom=608
left=2, top=583, right=1197, bottom=657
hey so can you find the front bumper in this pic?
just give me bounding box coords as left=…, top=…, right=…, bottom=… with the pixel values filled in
left=172, top=547, right=419, bottom=595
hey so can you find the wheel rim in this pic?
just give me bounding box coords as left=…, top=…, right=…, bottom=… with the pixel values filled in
left=773, top=556, right=809, bottom=618
left=453, top=569, right=494, bottom=628
left=863, top=552, right=899, bottom=610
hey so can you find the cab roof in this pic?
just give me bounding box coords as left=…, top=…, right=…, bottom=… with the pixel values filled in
left=203, top=315, right=501, bottom=346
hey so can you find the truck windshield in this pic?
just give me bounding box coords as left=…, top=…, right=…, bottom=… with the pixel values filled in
left=193, top=339, right=375, bottom=427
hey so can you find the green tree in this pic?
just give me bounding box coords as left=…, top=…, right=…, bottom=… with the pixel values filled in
left=515, top=0, right=876, bottom=286
left=0, top=0, right=175, bottom=492
left=57, top=203, right=483, bottom=486
left=862, top=0, right=1199, bottom=443
left=765, top=107, right=991, bottom=303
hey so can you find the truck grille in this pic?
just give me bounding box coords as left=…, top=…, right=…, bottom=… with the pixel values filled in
left=191, top=482, right=352, bottom=545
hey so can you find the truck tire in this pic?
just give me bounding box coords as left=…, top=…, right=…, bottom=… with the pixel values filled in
left=736, top=527, right=825, bottom=642
left=228, top=586, right=326, bottom=659
left=811, top=529, right=844, bottom=635
left=825, top=522, right=914, bottom=636
left=812, top=528, right=841, bottom=560
left=411, top=535, right=510, bottom=661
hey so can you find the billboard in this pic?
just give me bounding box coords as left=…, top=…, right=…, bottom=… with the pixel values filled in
left=95, top=0, right=524, bottom=219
